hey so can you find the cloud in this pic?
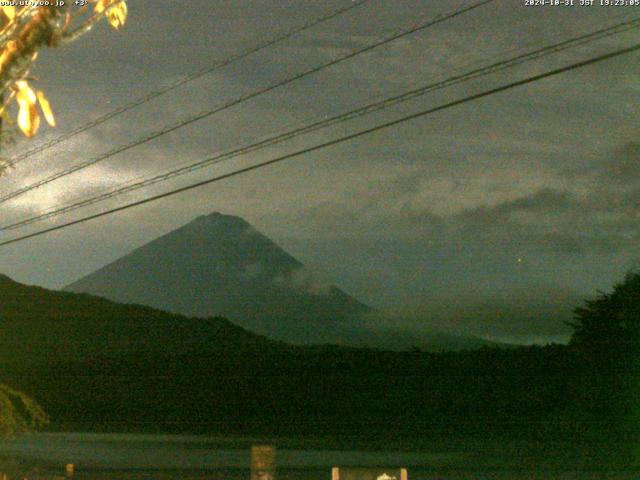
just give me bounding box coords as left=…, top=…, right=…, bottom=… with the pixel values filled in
left=273, top=267, right=332, bottom=296
left=344, top=289, right=579, bottom=344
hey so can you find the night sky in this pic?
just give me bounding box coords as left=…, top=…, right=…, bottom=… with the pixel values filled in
left=0, top=0, right=638, bottom=344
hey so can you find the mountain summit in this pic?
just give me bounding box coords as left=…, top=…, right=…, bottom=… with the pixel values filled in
left=66, top=212, right=370, bottom=343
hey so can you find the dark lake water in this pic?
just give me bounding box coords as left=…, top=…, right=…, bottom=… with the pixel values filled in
left=0, top=433, right=635, bottom=479
left=0, top=432, right=458, bottom=469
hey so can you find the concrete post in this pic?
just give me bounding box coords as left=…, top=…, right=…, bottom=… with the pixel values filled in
left=250, top=445, right=276, bottom=480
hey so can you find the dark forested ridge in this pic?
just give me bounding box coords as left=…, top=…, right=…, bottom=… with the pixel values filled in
left=1, top=272, right=638, bottom=466
left=0, top=273, right=288, bottom=363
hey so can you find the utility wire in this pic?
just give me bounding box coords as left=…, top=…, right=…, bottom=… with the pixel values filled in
left=1, top=41, right=638, bottom=248
left=6, top=0, right=372, bottom=167
left=2, top=14, right=638, bottom=232
left=0, top=0, right=493, bottom=206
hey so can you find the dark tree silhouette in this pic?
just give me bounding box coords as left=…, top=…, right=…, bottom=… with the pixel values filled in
left=567, top=271, right=640, bottom=465
left=569, top=271, right=640, bottom=351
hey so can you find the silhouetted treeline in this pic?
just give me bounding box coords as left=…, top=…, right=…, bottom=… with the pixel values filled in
left=2, top=344, right=630, bottom=441
left=1, top=272, right=638, bottom=466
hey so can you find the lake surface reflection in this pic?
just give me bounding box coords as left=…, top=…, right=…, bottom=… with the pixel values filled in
left=0, top=433, right=635, bottom=479
left=0, top=433, right=455, bottom=469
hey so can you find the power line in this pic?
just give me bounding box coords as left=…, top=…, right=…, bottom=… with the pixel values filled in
left=1, top=41, right=637, bottom=248
left=6, top=0, right=373, bottom=167
left=0, top=0, right=494, bottom=206
left=2, top=14, right=639, bottom=232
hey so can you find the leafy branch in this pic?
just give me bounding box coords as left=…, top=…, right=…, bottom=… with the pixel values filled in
left=0, top=0, right=127, bottom=150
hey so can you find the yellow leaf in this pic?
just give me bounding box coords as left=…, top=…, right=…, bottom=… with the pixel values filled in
left=94, top=0, right=109, bottom=14
left=15, top=81, right=36, bottom=105
left=1, top=6, right=15, bottom=21
left=15, top=81, right=39, bottom=138
left=95, top=0, right=127, bottom=30
left=17, top=103, right=40, bottom=138
left=106, top=1, right=127, bottom=30
left=0, top=40, right=18, bottom=68
left=36, top=91, right=55, bottom=127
